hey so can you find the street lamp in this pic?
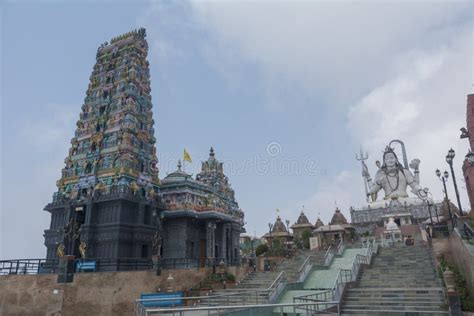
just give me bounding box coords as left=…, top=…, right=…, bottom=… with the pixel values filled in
left=268, top=222, right=273, bottom=251
left=436, top=169, right=455, bottom=231
left=424, top=188, right=434, bottom=228
left=446, top=148, right=464, bottom=216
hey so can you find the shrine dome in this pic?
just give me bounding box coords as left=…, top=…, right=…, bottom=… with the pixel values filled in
left=330, top=208, right=348, bottom=225
left=272, top=216, right=288, bottom=233
left=162, top=161, right=193, bottom=184
left=314, top=217, right=324, bottom=228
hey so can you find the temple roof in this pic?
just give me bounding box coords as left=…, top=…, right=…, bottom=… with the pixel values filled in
left=291, top=211, right=314, bottom=229
left=330, top=208, right=348, bottom=225
left=272, top=216, right=288, bottom=233
left=314, top=217, right=324, bottom=228
left=262, top=215, right=293, bottom=238
left=161, top=161, right=193, bottom=184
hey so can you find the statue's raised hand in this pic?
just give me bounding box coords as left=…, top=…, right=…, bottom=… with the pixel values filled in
left=410, top=158, right=420, bottom=171
left=361, top=161, right=370, bottom=179
left=416, top=188, right=428, bottom=200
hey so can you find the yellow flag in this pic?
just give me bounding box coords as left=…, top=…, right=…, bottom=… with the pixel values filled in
left=183, top=149, right=192, bottom=163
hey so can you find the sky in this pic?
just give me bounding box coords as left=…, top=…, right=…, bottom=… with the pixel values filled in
left=1, top=0, right=473, bottom=259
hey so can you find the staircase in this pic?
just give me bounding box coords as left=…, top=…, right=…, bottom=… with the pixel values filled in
left=341, top=244, right=448, bottom=315
left=277, top=250, right=325, bottom=282
left=200, top=251, right=325, bottom=307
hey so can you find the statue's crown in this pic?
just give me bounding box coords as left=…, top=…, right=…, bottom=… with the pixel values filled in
left=384, top=146, right=395, bottom=155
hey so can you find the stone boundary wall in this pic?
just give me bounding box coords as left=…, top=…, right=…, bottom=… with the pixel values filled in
left=448, top=232, right=474, bottom=297
left=0, top=268, right=211, bottom=316
left=432, top=234, right=474, bottom=299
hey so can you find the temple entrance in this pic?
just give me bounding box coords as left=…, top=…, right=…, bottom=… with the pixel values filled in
left=199, top=239, right=206, bottom=267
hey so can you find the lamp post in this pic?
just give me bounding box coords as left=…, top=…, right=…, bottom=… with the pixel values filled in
left=268, top=223, right=273, bottom=252
left=436, top=169, right=455, bottom=231
left=424, top=189, right=434, bottom=227
left=446, top=148, right=464, bottom=216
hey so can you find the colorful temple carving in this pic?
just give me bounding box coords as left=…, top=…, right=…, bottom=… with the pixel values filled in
left=160, top=149, right=244, bottom=265
left=43, top=29, right=244, bottom=268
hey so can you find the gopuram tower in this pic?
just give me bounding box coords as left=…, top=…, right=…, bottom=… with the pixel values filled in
left=43, top=28, right=163, bottom=263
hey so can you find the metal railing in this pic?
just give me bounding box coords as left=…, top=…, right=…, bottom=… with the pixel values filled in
left=74, top=258, right=153, bottom=272
left=336, top=239, right=345, bottom=256
left=135, top=290, right=270, bottom=315
left=135, top=269, right=288, bottom=315
left=332, top=269, right=352, bottom=301
left=463, top=221, right=474, bottom=240
left=141, top=301, right=340, bottom=315
left=294, top=289, right=335, bottom=303
left=297, top=255, right=313, bottom=282
left=0, top=259, right=59, bottom=275
left=323, top=246, right=334, bottom=267
left=267, top=271, right=286, bottom=303
left=0, top=257, right=158, bottom=276
left=299, top=242, right=379, bottom=307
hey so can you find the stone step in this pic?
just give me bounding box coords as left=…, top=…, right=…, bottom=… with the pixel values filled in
left=342, top=304, right=445, bottom=311
left=343, top=298, right=444, bottom=304
left=341, top=309, right=449, bottom=315
left=346, top=287, right=444, bottom=292
left=357, top=284, right=440, bottom=288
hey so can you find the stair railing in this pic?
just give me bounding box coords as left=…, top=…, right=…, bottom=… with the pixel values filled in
left=332, top=268, right=352, bottom=301
left=267, top=270, right=286, bottom=303
left=336, top=239, right=345, bottom=256
left=323, top=246, right=334, bottom=266
left=297, top=255, right=313, bottom=282
left=463, top=221, right=474, bottom=240
left=293, top=290, right=339, bottom=314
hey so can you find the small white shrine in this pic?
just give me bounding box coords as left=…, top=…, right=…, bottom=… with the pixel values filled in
left=381, top=217, right=403, bottom=247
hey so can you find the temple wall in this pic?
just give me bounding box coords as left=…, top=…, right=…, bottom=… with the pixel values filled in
left=0, top=268, right=210, bottom=316
left=162, top=218, right=188, bottom=259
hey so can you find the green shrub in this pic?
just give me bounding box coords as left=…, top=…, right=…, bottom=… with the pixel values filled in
left=439, top=256, right=474, bottom=311
left=225, top=272, right=235, bottom=282
left=256, top=244, right=269, bottom=256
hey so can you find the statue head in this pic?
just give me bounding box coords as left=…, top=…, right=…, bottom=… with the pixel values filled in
left=382, top=147, right=402, bottom=170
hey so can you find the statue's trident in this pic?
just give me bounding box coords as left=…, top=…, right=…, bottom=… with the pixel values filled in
left=355, top=148, right=370, bottom=202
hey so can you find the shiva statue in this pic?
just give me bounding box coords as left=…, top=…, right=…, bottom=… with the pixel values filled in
left=362, top=142, right=427, bottom=202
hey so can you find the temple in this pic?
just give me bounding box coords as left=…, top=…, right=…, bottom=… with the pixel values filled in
left=160, top=149, right=244, bottom=266
left=43, top=29, right=244, bottom=268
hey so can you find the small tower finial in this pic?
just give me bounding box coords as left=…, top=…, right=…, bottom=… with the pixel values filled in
left=177, top=160, right=182, bottom=171
left=209, top=147, right=215, bottom=157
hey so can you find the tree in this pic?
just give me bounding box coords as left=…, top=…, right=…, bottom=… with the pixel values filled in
left=255, top=244, right=269, bottom=256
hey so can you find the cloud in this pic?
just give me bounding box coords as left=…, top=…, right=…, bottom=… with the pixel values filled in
left=141, top=1, right=473, bottom=228
left=301, top=171, right=359, bottom=224
left=348, top=22, right=473, bottom=209
left=190, top=1, right=472, bottom=109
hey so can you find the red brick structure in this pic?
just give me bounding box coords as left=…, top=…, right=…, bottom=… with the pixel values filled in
left=461, top=94, right=474, bottom=211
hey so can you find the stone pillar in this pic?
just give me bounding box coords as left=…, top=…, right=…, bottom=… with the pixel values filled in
left=206, top=221, right=216, bottom=259
left=221, top=224, right=228, bottom=262
left=84, top=200, right=93, bottom=225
